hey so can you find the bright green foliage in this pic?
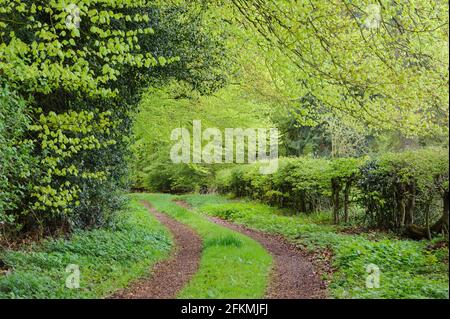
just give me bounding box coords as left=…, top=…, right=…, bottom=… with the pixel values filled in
left=131, top=82, right=272, bottom=193
left=358, top=148, right=449, bottom=231
left=0, top=0, right=170, bottom=97
left=0, top=196, right=172, bottom=298
left=214, top=148, right=448, bottom=233
left=232, top=0, right=449, bottom=137
left=0, top=83, right=32, bottom=230
left=1, top=1, right=228, bottom=234
left=27, top=109, right=116, bottom=216
left=182, top=194, right=449, bottom=299
left=1, top=0, right=448, bottom=300
left=139, top=193, right=272, bottom=299
left=215, top=157, right=362, bottom=214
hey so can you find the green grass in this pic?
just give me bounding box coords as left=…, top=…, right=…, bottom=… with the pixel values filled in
left=179, top=194, right=449, bottom=299
left=138, top=193, right=272, bottom=299
left=0, top=196, right=172, bottom=298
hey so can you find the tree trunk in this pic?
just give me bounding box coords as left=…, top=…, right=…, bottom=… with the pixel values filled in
left=311, top=197, right=316, bottom=213
left=425, top=197, right=432, bottom=240
left=398, top=183, right=406, bottom=228
left=431, top=190, right=449, bottom=235
left=343, top=180, right=351, bottom=223
left=298, top=191, right=306, bottom=213
left=405, top=183, right=415, bottom=225
left=332, top=178, right=340, bottom=224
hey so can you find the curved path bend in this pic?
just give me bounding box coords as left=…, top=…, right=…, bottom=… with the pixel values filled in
left=175, top=200, right=327, bottom=299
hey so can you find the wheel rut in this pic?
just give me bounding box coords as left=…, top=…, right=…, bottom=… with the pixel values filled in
left=110, top=201, right=202, bottom=299
left=174, top=200, right=327, bottom=299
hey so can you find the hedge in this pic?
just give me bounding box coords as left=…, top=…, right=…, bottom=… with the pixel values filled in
left=214, top=148, right=449, bottom=237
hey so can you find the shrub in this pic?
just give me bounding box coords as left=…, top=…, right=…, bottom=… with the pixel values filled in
left=358, top=148, right=449, bottom=236
left=0, top=1, right=227, bottom=235
left=215, top=156, right=361, bottom=216
left=0, top=83, right=33, bottom=237
left=143, top=160, right=213, bottom=194
left=214, top=149, right=449, bottom=237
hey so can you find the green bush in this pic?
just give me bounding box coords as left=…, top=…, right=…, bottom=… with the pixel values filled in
left=1, top=1, right=228, bottom=235
left=215, top=156, right=362, bottom=215
left=0, top=83, right=33, bottom=235
left=140, top=153, right=214, bottom=194
left=214, top=149, right=448, bottom=235
left=358, top=148, right=449, bottom=234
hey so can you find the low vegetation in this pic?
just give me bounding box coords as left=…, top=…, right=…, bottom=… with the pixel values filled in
left=179, top=194, right=449, bottom=299
left=0, top=197, right=172, bottom=298
left=214, top=148, right=449, bottom=238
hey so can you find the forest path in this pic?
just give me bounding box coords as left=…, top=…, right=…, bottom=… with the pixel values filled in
left=110, top=201, right=202, bottom=299
left=175, top=200, right=327, bottom=299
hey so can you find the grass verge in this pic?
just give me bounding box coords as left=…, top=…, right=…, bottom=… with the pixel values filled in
left=138, top=193, right=272, bottom=299
left=179, top=194, right=449, bottom=299
left=0, top=196, right=172, bottom=298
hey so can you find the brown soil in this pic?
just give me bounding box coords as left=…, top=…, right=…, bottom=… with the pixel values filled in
left=110, top=201, right=202, bottom=299
left=174, top=200, right=327, bottom=299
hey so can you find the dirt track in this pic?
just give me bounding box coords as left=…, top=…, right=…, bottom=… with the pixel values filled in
left=174, top=200, right=327, bottom=299
left=110, top=201, right=202, bottom=299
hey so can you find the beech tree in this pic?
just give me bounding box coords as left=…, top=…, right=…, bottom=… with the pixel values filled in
left=231, top=0, right=449, bottom=137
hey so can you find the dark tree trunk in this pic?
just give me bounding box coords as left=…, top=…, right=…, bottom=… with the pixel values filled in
left=298, top=191, right=307, bottom=213
left=405, top=191, right=448, bottom=240
left=398, top=183, right=406, bottom=227
left=405, top=183, right=415, bottom=226
left=332, top=178, right=340, bottom=224
left=431, top=190, right=449, bottom=234
left=404, top=224, right=429, bottom=240
left=343, top=180, right=351, bottom=223
left=425, top=196, right=432, bottom=240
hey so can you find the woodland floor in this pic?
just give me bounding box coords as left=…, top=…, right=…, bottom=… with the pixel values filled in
left=112, top=198, right=326, bottom=299
left=1, top=194, right=446, bottom=299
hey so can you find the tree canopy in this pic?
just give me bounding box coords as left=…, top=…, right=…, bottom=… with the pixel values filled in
left=230, top=0, right=449, bottom=136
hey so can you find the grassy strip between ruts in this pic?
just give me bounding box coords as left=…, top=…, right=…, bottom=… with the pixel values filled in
left=0, top=196, right=172, bottom=298
left=178, top=194, right=449, bottom=299
left=138, top=193, right=272, bottom=298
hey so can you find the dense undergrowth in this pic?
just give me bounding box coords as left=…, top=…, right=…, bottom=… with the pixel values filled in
left=179, top=194, right=449, bottom=299
left=0, top=197, right=171, bottom=298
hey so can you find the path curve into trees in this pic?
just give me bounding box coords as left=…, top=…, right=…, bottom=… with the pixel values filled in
left=175, top=201, right=327, bottom=299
